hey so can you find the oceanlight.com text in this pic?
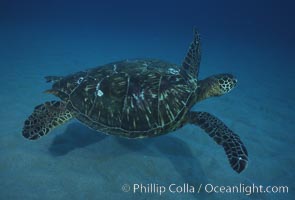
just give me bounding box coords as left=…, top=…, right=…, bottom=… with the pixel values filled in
left=121, top=183, right=288, bottom=196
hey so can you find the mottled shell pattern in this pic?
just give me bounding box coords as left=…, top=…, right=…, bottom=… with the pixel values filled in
left=49, top=59, right=198, bottom=138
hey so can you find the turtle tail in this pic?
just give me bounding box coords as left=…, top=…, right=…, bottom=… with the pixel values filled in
left=22, top=101, right=73, bottom=140
left=189, top=111, right=248, bottom=173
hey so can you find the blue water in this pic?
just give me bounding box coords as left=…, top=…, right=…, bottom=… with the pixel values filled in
left=0, top=0, right=294, bottom=199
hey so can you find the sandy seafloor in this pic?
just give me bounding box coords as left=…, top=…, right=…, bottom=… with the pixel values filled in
left=0, top=5, right=295, bottom=200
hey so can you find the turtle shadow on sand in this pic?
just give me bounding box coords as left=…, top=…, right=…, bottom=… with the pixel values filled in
left=116, top=134, right=208, bottom=184
left=49, top=122, right=208, bottom=183
left=48, top=122, right=107, bottom=156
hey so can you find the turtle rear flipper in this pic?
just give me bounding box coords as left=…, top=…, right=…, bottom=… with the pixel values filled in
left=189, top=111, right=248, bottom=173
left=22, top=101, right=73, bottom=140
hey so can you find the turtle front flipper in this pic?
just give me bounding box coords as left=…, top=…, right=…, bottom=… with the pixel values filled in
left=181, top=29, right=201, bottom=78
left=22, top=101, right=73, bottom=140
left=188, top=111, right=248, bottom=173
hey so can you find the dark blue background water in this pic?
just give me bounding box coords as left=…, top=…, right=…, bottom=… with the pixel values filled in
left=1, top=0, right=294, bottom=81
left=0, top=0, right=294, bottom=200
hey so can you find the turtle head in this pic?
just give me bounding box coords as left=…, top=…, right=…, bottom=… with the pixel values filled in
left=196, top=74, right=237, bottom=102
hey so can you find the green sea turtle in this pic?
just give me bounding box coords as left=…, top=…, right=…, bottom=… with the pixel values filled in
left=22, top=30, right=248, bottom=173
